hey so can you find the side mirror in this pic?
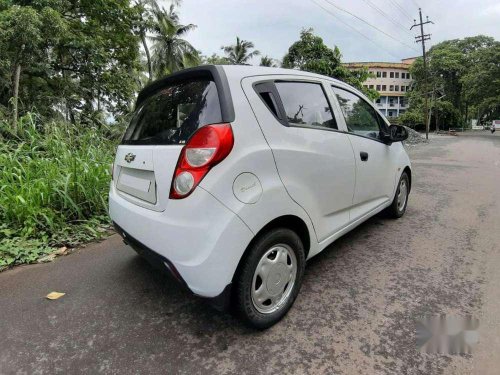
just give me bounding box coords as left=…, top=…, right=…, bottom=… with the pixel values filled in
left=383, top=125, right=408, bottom=143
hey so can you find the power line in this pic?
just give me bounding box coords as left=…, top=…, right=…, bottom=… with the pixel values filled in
left=386, top=0, right=414, bottom=21
left=359, top=0, right=414, bottom=38
left=322, top=0, right=419, bottom=52
left=310, top=0, right=402, bottom=60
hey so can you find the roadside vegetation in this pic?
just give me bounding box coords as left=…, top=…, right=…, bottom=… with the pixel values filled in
left=0, top=114, right=118, bottom=269
left=400, top=36, right=500, bottom=130
left=0, top=0, right=498, bottom=268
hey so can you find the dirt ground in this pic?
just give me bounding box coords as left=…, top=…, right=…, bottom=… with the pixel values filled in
left=1, top=131, right=499, bottom=374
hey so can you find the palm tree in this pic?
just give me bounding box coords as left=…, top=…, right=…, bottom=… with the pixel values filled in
left=221, top=37, right=260, bottom=65
left=260, top=56, right=277, bottom=67
left=149, top=3, right=200, bottom=79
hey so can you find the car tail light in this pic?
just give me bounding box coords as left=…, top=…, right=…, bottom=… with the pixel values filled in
left=170, top=123, right=234, bottom=199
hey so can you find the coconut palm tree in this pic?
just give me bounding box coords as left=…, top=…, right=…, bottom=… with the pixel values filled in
left=221, top=37, right=260, bottom=65
left=260, top=56, right=277, bottom=67
left=149, top=3, right=200, bottom=79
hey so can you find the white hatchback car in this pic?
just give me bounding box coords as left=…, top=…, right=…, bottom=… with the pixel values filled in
left=109, top=65, right=411, bottom=328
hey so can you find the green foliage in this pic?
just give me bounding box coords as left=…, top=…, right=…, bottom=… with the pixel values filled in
left=221, top=37, right=260, bottom=65
left=282, top=29, right=378, bottom=100
left=149, top=3, right=200, bottom=79
left=0, top=113, right=116, bottom=268
left=260, top=56, right=277, bottom=67
left=201, top=53, right=231, bottom=65
left=408, top=35, right=500, bottom=128
left=0, top=1, right=141, bottom=121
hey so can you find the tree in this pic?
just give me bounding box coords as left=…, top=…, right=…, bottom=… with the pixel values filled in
left=200, top=53, right=230, bottom=65
left=282, top=28, right=378, bottom=100
left=0, top=1, right=142, bottom=123
left=149, top=3, right=200, bottom=79
left=221, top=37, right=260, bottom=65
left=260, top=56, right=277, bottom=67
left=407, top=35, right=500, bottom=128
left=0, top=6, right=42, bottom=130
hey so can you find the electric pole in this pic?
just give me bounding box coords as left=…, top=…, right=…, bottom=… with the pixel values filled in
left=411, top=9, right=433, bottom=140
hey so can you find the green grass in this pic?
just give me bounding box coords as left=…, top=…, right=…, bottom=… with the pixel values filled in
left=0, top=113, right=119, bottom=270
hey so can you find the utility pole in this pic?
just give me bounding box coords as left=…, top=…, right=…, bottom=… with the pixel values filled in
left=411, top=9, right=433, bottom=140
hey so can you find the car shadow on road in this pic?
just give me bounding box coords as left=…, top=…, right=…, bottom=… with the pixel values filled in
left=119, top=213, right=390, bottom=333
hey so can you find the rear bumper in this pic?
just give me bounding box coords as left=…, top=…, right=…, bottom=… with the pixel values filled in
left=113, top=222, right=233, bottom=310
left=109, top=183, right=254, bottom=299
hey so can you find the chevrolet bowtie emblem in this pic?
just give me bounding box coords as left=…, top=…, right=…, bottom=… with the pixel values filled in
left=124, top=153, right=136, bottom=163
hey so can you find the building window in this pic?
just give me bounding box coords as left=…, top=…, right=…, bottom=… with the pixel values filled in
left=376, top=71, right=381, bottom=77
left=401, top=86, right=406, bottom=92
left=376, top=85, right=381, bottom=91
left=382, top=85, right=386, bottom=91
left=382, top=72, right=387, bottom=78
left=388, top=110, right=394, bottom=117
left=376, top=98, right=381, bottom=104
left=395, top=85, right=399, bottom=91
left=390, top=72, right=394, bottom=78
left=389, top=85, right=394, bottom=91
left=364, top=85, right=368, bottom=88
left=369, top=84, right=374, bottom=89
left=400, top=98, right=406, bottom=107
left=395, top=72, right=400, bottom=79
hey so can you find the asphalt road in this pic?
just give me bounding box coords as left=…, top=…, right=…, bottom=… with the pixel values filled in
left=1, top=132, right=500, bottom=375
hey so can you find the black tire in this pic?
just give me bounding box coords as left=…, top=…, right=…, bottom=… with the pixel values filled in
left=385, top=172, right=410, bottom=218
left=235, top=228, right=305, bottom=329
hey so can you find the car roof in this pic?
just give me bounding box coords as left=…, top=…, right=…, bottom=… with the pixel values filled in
left=218, top=64, right=347, bottom=85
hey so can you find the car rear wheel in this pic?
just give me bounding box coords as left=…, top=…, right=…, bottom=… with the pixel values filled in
left=386, top=172, right=409, bottom=218
left=235, top=228, right=305, bottom=329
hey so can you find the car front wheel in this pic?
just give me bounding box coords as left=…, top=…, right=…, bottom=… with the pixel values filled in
left=386, top=171, right=410, bottom=218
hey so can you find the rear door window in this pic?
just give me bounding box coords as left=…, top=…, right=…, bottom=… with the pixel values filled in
left=275, top=82, right=337, bottom=130
left=122, top=80, right=222, bottom=145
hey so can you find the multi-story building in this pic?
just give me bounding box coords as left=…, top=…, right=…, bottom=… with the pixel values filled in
left=344, top=58, right=416, bottom=118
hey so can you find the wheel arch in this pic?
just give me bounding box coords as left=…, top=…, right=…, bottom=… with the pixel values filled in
left=231, top=215, right=311, bottom=285
left=403, top=165, right=412, bottom=193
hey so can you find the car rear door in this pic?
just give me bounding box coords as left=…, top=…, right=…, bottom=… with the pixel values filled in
left=241, top=76, right=356, bottom=242
left=331, top=85, right=398, bottom=221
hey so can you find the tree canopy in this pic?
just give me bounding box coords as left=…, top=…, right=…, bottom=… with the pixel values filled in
left=401, top=35, right=500, bottom=128
left=282, top=29, right=378, bottom=100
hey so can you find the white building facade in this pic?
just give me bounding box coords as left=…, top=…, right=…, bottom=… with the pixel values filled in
left=344, top=58, right=416, bottom=118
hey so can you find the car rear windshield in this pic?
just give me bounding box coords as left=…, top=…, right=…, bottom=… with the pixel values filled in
left=122, top=79, right=222, bottom=145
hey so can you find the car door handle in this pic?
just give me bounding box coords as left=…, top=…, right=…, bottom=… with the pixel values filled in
left=360, top=152, right=369, bottom=161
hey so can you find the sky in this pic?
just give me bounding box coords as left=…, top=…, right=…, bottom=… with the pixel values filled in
left=161, top=0, right=500, bottom=64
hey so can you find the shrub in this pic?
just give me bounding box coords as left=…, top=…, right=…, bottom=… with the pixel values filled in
left=0, top=113, right=117, bottom=269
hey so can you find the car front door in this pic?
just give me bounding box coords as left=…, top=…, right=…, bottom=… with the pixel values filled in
left=241, top=77, right=356, bottom=243
left=331, top=86, right=399, bottom=221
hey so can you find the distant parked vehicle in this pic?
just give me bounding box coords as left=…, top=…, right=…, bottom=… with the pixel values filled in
left=109, top=65, right=411, bottom=328
left=492, top=120, right=500, bottom=133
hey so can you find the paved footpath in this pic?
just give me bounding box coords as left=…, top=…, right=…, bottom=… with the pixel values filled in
left=1, top=132, right=500, bottom=374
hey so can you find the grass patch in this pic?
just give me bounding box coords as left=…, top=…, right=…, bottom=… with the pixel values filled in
left=0, top=114, right=120, bottom=270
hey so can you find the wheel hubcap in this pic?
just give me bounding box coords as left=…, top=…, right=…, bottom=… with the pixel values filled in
left=251, top=244, right=297, bottom=314
left=397, top=179, right=408, bottom=212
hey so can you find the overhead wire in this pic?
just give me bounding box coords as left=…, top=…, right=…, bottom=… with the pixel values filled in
left=359, top=0, right=414, bottom=38
left=309, top=0, right=404, bottom=60
left=386, top=0, right=415, bottom=21
left=321, top=0, right=420, bottom=52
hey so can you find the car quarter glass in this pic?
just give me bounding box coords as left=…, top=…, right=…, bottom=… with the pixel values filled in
left=332, top=86, right=386, bottom=140
left=275, top=81, right=337, bottom=130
